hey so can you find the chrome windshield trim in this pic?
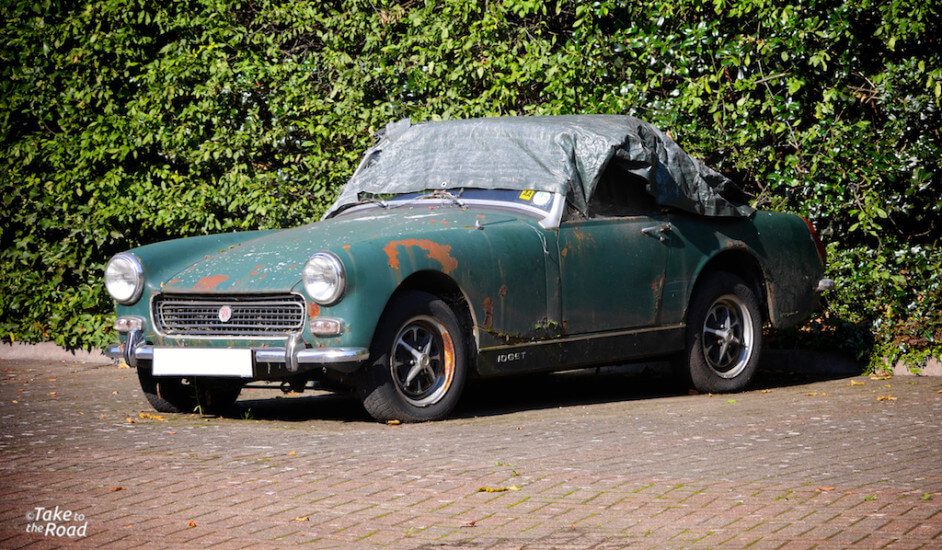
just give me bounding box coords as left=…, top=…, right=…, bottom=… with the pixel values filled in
left=335, top=194, right=565, bottom=228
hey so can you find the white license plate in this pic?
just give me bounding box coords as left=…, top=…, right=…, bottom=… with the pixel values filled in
left=152, top=348, right=253, bottom=378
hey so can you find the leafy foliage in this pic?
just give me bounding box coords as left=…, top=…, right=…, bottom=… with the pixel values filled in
left=1, top=0, right=939, bottom=368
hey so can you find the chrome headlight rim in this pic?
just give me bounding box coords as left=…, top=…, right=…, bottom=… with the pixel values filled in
left=105, top=252, right=144, bottom=305
left=303, top=252, right=346, bottom=306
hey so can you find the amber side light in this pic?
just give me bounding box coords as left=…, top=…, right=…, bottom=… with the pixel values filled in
left=801, top=216, right=827, bottom=265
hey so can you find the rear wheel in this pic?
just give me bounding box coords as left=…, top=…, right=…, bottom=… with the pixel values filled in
left=137, top=367, right=242, bottom=415
left=679, top=272, right=762, bottom=393
left=359, top=291, right=468, bottom=422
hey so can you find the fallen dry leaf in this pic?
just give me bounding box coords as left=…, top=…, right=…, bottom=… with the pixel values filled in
left=816, top=486, right=835, bottom=492
left=112, top=391, right=118, bottom=395
left=48, top=378, right=56, bottom=382
left=760, top=389, right=773, bottom=394
left=110, top=486, right=124, bottom=492
left=138, top=412, right=166, bottom=421
left=187, top=520, right=197, bottom=529
left=125, top=417, right=135, bottom=424
left=876, top=395, right=897, bottom=402
left=288, top=451, right=297, bottom=457
left=166, top=431, right=177, bottom=435
left=869, top=373, right=891, bottom=381
left=386, top=419, right=401, bottom=426
left=48, top=391, right=57, bottom=397
left=937, top=389, right=942, bottom=395
left=294, top=516, right=310, bottom=522
left=850, top=380, right=866, bottom=386
left=10, top=400, right=17, bottom=404
left=118, top=362, right=130, bottom=369
left=462, top=520, right=477, bottom=528
left=477, top=485, right=520, bottom=493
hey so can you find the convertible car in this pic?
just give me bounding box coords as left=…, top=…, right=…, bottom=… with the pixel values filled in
left=105, top=115, right=831, bottom=422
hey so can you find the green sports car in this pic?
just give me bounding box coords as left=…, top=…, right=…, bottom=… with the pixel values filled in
left=104, top=115, right=831, bottom=422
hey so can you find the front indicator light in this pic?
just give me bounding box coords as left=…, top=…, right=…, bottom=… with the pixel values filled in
left=310, top=317, right=343, bottom=336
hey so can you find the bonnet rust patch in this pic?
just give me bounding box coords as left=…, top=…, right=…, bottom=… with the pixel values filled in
left=194, top=274, right=228, bottom=290
left=307, top=303, right=321, bottom=318
left=383, top=239, right=458, bottom=274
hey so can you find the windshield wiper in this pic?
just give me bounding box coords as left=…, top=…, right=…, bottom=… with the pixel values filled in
left=352, top=197, right=389, bottom=209
left=391, top=189, right=466, bottom=209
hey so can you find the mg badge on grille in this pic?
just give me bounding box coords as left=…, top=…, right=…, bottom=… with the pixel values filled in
left=218, top=305, right=233, bottom=323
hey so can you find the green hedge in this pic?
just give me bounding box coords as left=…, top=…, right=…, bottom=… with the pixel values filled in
left=1, top=0, right=939, bottom=369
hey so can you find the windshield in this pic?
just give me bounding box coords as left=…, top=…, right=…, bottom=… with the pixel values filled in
left=334, top=188, right=558, bottom=217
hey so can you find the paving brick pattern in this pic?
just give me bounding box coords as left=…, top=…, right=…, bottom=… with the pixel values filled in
left=0, top=357, right=940, bottom=548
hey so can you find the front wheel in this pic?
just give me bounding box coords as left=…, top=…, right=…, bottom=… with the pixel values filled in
left=359, top=291, right=468, bottom=422
left=678, top=272, right=763, bottom=393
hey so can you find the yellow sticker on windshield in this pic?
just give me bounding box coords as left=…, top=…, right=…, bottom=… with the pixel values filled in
left=518, top=190, right=535, bottom=201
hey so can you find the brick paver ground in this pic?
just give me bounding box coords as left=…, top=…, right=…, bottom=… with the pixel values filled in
left=1, top=354, right=940, bottom=549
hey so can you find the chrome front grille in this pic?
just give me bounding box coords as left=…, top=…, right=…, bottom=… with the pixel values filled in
left=154, top=294, right=305, bottom=337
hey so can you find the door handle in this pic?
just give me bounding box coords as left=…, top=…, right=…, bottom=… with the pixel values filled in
left=641, top=223, right=672, bottom=242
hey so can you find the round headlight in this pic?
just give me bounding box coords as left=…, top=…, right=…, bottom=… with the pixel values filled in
left=303, top=252, right=345, bottom=305
left=104, top=252, right=144, bottom=305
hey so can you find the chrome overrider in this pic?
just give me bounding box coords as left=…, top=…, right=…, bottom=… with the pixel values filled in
left=104, top=328, right=369, bottom=373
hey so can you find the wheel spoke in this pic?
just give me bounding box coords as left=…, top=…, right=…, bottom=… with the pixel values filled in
left=718, top=340, right=730, bottom=365
left=397, top=338, right=424, bottom=361
left=704, top=327, right=726, bottom=338
left=404, top=362, right=424, bottom=386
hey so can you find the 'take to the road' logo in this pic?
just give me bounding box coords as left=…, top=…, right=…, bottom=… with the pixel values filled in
left=25, top=506, right=88, bottom=538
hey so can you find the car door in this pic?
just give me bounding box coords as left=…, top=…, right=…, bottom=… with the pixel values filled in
left=557, top=178, right=670, bottom=335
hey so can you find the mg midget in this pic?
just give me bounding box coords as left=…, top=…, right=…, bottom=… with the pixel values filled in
left=105, top=115, right=831, bottom=421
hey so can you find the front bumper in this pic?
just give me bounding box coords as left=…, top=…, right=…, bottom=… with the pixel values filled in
left=105, top=330, right=369, bottom=377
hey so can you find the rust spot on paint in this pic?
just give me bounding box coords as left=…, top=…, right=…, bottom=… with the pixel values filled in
left=342, top=244, right=351, bottom=251
left=651, top=274, right=665, bottom=293
left=560, top=246, right=569, bottom=258
left=167, top=278, right=182, bottom=285
left=307, top=303, right=321, bottom=318
left=652, top=274, right=665, bottom=313
left=482, top=297, right=494, bottom=330
left=499, top=285, right=508, bottom=299
left=383, top=239, right=459, bottom=274
left=572, top=227, right=592, bottom=243
left=249, top=264, right=263, bottom=276
left=194, top=274, right=228, bottom=290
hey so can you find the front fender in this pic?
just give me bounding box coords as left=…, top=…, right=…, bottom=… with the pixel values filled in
left=312, top=217, right=552, bottom=352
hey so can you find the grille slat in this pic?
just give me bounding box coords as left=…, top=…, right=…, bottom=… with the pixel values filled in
left=154, top=294, right=305, bottom=337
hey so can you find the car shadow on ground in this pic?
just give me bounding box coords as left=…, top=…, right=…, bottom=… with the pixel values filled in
left=229, top=349, right=863, bottom=423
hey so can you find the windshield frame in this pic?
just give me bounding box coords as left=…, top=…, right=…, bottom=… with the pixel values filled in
left=330, top=191, right=566, bottom=229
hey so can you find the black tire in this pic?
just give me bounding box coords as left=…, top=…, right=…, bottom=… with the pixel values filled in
left=359, top=291, right=469, bottom=422
left=679, top=271, right=762, bottom=393
left=137, top=367, right=242, bottom=415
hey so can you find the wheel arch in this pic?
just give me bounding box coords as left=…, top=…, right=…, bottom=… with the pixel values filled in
left=378, top=270, right=479, bottom=355
left=685, top=247, right=770, bottom=325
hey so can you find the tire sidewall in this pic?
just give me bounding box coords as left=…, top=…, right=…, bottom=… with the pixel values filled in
left=360, top=291, right=469, bottom=422
left=685, top=272, right=762, bottom=393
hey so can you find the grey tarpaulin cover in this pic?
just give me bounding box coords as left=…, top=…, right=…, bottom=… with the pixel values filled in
left=326, top=115, right=753, bottom=218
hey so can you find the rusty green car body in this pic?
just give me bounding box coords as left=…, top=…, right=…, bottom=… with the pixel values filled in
left=105, top=116, right=830, bottom=421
